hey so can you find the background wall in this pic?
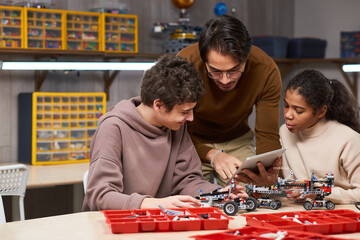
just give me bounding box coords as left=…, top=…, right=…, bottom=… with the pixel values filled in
left=0, top=0, right=359, bottom=163
left=278, top=0, right=360, bottom=126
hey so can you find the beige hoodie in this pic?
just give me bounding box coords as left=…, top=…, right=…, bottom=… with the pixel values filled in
left=82, top=97, right=219, bottom=211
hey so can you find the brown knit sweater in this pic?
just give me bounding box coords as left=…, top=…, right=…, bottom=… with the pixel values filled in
left=178, top=44, right=282, bottom=160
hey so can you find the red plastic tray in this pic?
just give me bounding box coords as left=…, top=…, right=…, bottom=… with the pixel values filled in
left=245, top=209, right=360, bottom=235
left=101, top=207, right=233, bottom=234
left=191, top=226, right=356, bottom=240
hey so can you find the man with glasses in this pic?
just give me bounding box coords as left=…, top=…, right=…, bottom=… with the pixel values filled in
left=178, top=15, right=282, bottom=187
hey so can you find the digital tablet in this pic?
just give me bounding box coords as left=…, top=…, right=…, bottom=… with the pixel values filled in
left=230, top=148, right=286, bottom=179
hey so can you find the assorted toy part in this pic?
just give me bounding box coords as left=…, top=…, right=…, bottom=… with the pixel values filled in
left=196, top=179, right=257, bottom=216
left=190, top=226, right=349, bottom=240
left=101, top=207, right=232, bottom=234
left=245, top=209, right=360, bottom=235
left=245, top=172, right=335, bottom=210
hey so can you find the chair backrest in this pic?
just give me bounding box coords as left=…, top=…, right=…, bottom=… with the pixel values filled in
left=83, top=170, right=89, bottom=193
left=0, top=164, right=28, bottom=223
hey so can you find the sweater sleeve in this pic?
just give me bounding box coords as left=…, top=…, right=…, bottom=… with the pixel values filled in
left=255, top=67, right=282, bottom=154
left=83, top=119, right=150, bottom=211
left=325, top=136, right=360, bottom=204
left=171, top=127, right=220, bottom=196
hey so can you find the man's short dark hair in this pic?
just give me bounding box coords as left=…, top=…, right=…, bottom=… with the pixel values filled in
left=141, top=55, right=205, bottom=111
left=199, top=15, right=252, bottom=63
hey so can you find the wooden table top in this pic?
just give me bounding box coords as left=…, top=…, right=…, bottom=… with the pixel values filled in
left=1, top=201, right=359, bottom=240
left=0, top=162, right=89, bottom=188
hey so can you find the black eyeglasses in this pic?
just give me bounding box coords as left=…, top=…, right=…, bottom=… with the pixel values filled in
left=206, top=63, right=245, bottom=80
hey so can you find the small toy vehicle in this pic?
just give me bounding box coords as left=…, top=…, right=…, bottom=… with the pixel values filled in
left=303, top=199, right=335, bottom=210
left=222, top=197, right=257, bottom=216
left=245, top=173, right=336, bottom=211
left=256, top=198, right=282, bottom=210
left=196, top=179, right=257, bottom=216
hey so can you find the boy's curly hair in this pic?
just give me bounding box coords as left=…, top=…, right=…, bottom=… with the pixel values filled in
left=141, top=55, right=205, bottom=111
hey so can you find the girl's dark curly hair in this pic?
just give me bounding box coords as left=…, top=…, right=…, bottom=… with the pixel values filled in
left=141, top=55, right=204, bottom=111
left=287, top=69, right=360, bottom=133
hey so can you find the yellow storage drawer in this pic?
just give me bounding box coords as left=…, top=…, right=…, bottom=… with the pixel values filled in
left=24, top=8, right=65, bottom=50
left=0, top=6, right=24, bottom=49
left=66, top=10, right=101, bottom=51
left=102, top=13, right=138, bottom=53
left=18, top=92, right=106, bottom=165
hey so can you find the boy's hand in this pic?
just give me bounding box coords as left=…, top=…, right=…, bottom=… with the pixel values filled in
left=140, top=195, right=201, bottom=209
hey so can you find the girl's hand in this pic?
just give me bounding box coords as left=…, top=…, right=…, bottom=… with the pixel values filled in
left=290, top=190, right=317, bottom=200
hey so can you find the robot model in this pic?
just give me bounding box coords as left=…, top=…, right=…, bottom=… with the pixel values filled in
left=245, top=173, right=335, bottom=211
left=196, top=179, right=257, bottom=216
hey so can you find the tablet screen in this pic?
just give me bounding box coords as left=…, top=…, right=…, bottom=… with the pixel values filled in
left=230, top=148, right=286, bottom=179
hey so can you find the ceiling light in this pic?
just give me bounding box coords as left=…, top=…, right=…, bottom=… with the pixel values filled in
left=0, top=61, right=156, bottom=71
left=342, top=64, right=360, bottom=72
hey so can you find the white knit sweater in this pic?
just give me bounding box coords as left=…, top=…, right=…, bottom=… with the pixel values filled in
left=280, top=118, right=360, bottom=204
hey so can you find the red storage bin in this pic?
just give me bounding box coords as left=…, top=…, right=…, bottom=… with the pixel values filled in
left=101, top=207, right=232, bottom=234
left=191, top=226, right=348, bottom=240
left=245, top=209, right=360, bottom=235
left=168, top=215, right=202, bottom=231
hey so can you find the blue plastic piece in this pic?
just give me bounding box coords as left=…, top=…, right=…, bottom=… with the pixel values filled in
left=214, top=2, right=227, bottom=16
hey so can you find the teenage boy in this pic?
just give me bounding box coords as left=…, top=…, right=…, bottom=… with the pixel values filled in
left=82, top=55, right=247, bottom=211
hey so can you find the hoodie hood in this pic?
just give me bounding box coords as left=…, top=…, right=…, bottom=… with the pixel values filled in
left=97, top=96, right=170, bottom=139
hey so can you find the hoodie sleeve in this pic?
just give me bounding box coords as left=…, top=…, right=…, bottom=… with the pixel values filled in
left=83, top=117, right=150, bottom=211
left=171, top=126, right=220, bottom=196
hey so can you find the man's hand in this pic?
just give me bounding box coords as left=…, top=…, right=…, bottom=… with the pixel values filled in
left=208, top=149, right=241, bottom=180
left=219, top=184, right=248, bottom=200
left=140, top=195, right=201, bottom=209
left=235, top=157, right=281, bottom=186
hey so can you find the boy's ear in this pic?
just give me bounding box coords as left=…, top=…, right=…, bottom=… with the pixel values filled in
left=318, top=105, right=327, bottom=118
left=153, top=99, right=164, bottom=111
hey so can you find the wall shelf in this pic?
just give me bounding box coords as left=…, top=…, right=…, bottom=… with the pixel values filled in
left=1, top=49, right=359, bottom=101
left=274, top=57, right=360, bottom=101
left=1, top=6, right=138, bottom=53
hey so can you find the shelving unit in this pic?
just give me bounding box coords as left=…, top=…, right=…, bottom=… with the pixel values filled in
left=24, top=8, right=65, bottom=50
left=19, top=92, right=106, bottom=165
left=102, top=13, right=138, bottom=53
left=1, top=7, right=139, bottom=52
left=66, top=11, right=101, bottom=51
left=0, top=6, right=24, bottom=48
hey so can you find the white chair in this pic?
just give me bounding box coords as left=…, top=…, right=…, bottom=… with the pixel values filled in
left=0, top=164, right=28, bottom=223
left=83, top=170, right=89, bottom=193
